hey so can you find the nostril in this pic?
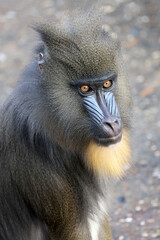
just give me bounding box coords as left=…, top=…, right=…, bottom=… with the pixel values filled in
left=114, top=119, right=120, bottom=126
left=105, top=122, right=115, bottom=131
left=103, top=118, right=121, bottom=132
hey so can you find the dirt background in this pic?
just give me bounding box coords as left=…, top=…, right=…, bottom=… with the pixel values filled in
left=0, top=0, right=160, bottom=239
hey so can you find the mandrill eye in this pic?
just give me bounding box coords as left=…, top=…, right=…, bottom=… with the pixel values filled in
left=80, top=85, right=90, bottom=93
left=103, top=80, right=112, bottom=88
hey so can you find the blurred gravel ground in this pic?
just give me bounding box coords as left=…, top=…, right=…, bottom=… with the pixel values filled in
left=0, top=0, right=160, bottom=239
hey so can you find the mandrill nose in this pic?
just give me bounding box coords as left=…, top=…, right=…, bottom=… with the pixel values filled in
left=102, top=117, right=121, bottom=137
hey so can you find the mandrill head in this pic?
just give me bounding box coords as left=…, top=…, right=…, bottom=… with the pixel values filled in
left=34, top=11, right=132, bottom=177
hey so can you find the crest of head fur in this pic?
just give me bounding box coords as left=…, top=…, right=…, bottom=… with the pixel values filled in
left=32, top=10, right=120, bottom=80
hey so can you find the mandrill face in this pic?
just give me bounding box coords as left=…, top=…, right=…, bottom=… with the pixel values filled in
left=71, top=72, right=122, bottom=147
left=35, top=13, right=132, bottom=177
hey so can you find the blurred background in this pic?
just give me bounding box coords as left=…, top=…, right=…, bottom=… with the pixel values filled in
left=0, top=0, right=160, bottom=239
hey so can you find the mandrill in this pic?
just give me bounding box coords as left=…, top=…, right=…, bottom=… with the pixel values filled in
left=0, top=11, right=132, bottom=240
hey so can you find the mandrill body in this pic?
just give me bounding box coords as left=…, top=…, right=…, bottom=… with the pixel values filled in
left=0, top=12, right=132, bottom=240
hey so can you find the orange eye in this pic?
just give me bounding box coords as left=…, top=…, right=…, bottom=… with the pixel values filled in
left=80, top=85, right=90, bottom=93
left=103, top=80, right=112, bottom=88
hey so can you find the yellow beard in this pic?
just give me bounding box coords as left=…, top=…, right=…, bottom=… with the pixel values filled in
left=84, top=130, right=131, bottom=178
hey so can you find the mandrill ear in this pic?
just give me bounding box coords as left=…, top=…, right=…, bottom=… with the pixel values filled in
left=32, top=22, right=58, bottom=72
left=38, top=52, right=45, bottom=72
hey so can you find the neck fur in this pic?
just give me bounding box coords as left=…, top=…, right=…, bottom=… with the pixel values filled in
left=85, top=130, right=131, bottom=178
